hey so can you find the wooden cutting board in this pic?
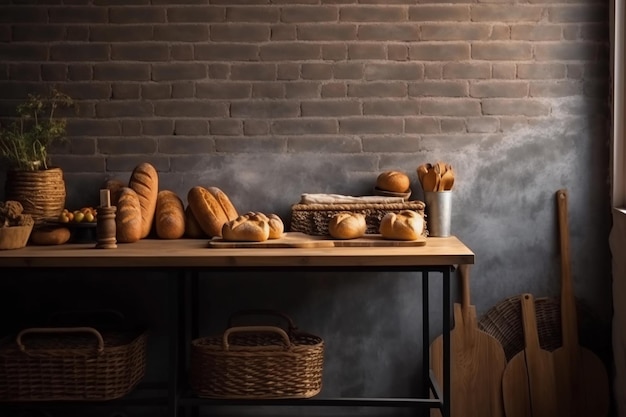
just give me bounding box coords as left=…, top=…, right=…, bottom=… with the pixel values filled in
left=502, top=293, right=558, bottom=417
left=208, top=232, right=426, bottom=248
left=430, top=264, right=507, bottom=417
left=552, top=189, right=609, bottom=417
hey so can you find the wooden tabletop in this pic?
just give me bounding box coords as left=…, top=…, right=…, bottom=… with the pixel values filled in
left=0, top=235, right=474, bottom=269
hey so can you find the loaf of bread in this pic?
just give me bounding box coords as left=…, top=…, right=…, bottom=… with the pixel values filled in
left=184, top=206, right=206, bottom=238
left=155, top=190, right=185, bottom=239
left=116, top=187, right=143, bottom=243
left=102, top=178, right=126, bottom=206
left=128, top=162, right=159, bottom=239
left=187, top=186, right=229, bottom=237
left=328, top=212, right=367, bottom=239
left=376, top=171, right=410, bottom=193
left=207, top=187, right=238, bottom=221
left=30, top=226, right=71, bottom=245
left=222, top=214, right=270, bottom=242
left=379, top=210, right=425, bottom=240
left=267, top=213, right=284, bottom=239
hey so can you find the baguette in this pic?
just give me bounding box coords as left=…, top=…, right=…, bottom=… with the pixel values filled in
left=184, top=206, right=206, bottom=238
left=207, top=187, right=239, bottom=221
left=328, top=212, right=366, bottom=240
left=128, top=162, right=159, bottom=239
left=155, top=190, right=185, bottom=239
left=187, top=186, right=229, bottom=237
left=379, top=210, right=425, bottom=240
left=116, top=187, right=143, bottom=243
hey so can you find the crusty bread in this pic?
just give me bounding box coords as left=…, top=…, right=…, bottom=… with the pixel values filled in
left=222, top=214, right=270, bottom=242
left=267, top=214, right=284, bottom=239
left=30, top=226, right=71, bottom=245
left=116, top=187, right=143, bottom=243
left=128, top=162, right=159, bottom=239
left=155, top=190, right=185, bottom=239
left=376, top=171, right=410, bottom=193
left=102, top=178, right=126, bottom=206
left=184, top=205, right=206, bottom=238
left=207, top=187, right=238, bottom=221
left=328, top=212, right=366, bottom=239
left=187, top=186, right=229, bottom=237
left=379, top=210, right=425, bottom=240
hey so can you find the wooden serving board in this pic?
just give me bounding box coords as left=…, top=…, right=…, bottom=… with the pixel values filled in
left=208, top=232, right=426, bottom=248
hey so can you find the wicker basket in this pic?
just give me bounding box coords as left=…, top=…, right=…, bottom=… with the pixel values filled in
left=478, top=295, right=606, bottom=362
left=190, top=311, right=324, bottom=399
left=0, top=326, right=147, bottom=401
left=290, top=201, right=426, bottom=236
left=5, top=167, right=66, bottom=224
left=0, top=224, right=33, bottom=250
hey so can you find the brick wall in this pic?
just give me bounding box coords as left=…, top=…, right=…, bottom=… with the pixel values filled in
left=0, top=1, right=608, bottom=202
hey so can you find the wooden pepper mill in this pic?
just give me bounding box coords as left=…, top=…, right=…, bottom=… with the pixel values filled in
left=96, top=189, right=117, bottom=249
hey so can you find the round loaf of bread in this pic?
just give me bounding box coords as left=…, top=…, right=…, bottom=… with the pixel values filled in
left=30, top=226, right=71, bottom=245
left=267, top=214, right=284, bottom=239
left=222, top=214, right=270, bottom=242
left=102, top=178, right=126, bottom=206
left=156, top=190, right=185, bottom=239
left=376, top=171, right=410, bottom=193
left=328, top=212, right=367, bottom=239
left=116, top=187, right=143, bottom=243
left=184, top=206, right=206, bottom=238
left=379, top=210, right=425, bottom=240
left=187, top=186, right=229, bottom=237
left=128, top=162, right=159, bottom=239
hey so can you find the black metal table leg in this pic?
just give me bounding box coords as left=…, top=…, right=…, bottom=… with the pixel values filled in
left=422, top=270, right=430, bottom=400
left=442, top=266, right=452, bottom=417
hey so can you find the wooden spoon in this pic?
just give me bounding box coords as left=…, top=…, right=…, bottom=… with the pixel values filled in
left=439, top=168, right=455, bottom=191
left=422, top=168, right=440, bottom=192
left=436, top=161, right=447, bottom=176
left=417, top=163, right=431, bottom=186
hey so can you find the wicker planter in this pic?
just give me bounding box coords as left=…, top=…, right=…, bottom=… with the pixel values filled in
left=4, top=167, right=66, bottom=224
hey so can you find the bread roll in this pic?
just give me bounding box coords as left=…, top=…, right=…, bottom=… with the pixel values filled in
left=379, top=210, right=425, bottom=240
left=184, top=206, right=206, bottom=238
left=328, top=212, right=366, bottom=239
left=128, top=162, right=159, bottom=239
left=222, top=214, right=270, bottom=242
left=207, top=187, right=238, bottom=221
left=102, top=178, right=126, bottom=206
left=30, top=226, right=71, bottom=245
left=116, top=187, right=143, bottom=243
left=155, top=190, right=185, bottom=239
left=187, top=186, right=229, bottom=237
left=267, top=214, right=284, bottom=239
left=376, top=171, right=410, bottom=193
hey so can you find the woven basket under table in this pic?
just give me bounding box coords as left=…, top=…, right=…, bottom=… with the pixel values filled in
left=0, top=326, right=147, bottom=401
left=190, top=325, right=324, bottom=399
left=290, top=201, right=426, bottom=236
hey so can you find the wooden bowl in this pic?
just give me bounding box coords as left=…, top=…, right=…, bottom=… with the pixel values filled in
left=373, top=187, right=411, bottom=200
left=0, top=224, right=34, bottom=250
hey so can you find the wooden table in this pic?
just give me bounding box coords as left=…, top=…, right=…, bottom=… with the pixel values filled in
left=0, top=236, right=474, bottom=417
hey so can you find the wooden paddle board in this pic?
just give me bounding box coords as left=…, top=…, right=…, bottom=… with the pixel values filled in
left=208, top=232, right=426, bottom=248
left=502, top=293, right=558, bottom=417
left=552, top=189, right=609, bottom=417
left=430, top=264, right=507, bottom=417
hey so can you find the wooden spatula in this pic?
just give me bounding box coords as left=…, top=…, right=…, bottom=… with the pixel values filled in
left=430, top=264, right=507, bottom=417
left=552, top=189, right=610, bottom=417
left=502, top=293, right=558, bottom=417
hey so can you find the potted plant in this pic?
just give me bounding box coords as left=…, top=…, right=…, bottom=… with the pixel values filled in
left=0, top=89, right=74, bottom=223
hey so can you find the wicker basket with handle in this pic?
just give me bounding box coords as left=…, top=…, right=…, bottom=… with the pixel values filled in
left=290, top=200, right=426, bottom=236
left=0, top=326, right=147, bottom=401
left=190, top=310, right=324, bottom=399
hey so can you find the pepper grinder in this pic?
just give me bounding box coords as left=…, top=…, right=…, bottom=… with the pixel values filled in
left=95, top=189, right=117, bottom=249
